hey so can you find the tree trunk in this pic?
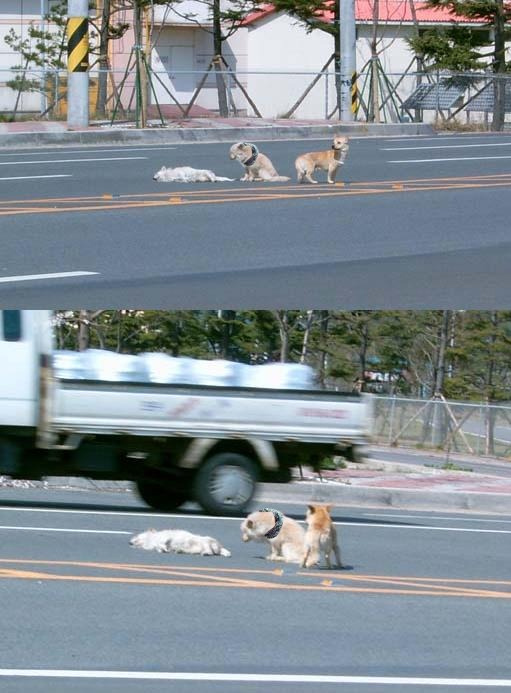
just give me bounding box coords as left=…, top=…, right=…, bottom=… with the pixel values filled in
left=317, top=311, right=330, bottom=387
left=300, top=310, right=314, bottom=364
left=217, top=310, right=236, bottom=359
left=484, top=311, right=498, bottom=455
left=96, top=0, right=110, bottom=117
left=492, top=0, right=506, bottom=131
left=213, top=0, right=228, bottom=117
left=431, top=310, right=451, bottom=447
left=78, top=310, right=91, bottom=351
left=275, top=311, right=290, bottom=363
left=408, top=0, right=423, bottom=123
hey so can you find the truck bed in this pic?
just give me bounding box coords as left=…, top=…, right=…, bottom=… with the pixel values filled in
left=53, top=380, right=372, bottom=444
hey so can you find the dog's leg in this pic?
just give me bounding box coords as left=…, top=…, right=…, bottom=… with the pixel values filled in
left=305, top=171, right=318, bottom=184
left=325, top=550, right=332, bottom=569
left=333, top=543, right=343, bottom=568
left=327, top=164, right=337, bottom=184
left=302, top=545, right=319, bottom=568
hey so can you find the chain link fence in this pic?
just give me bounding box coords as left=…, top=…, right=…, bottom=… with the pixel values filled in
left=373, top=396, right=511, bottom=459
left=2, top=66, right=511, bottom=127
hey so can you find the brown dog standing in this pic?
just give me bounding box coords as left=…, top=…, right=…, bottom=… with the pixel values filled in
left=295, top=135, right=349, bottom=184
left=301, top=503, right=342, bottom=569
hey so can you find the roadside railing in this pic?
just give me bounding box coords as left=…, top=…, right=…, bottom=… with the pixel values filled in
left=2, top=67, right=511, bottom=128
left=373, top=395, right=511, bottom=460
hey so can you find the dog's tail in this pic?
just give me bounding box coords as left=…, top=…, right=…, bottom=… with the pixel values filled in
left=215, top=176, right=236, bottom=182
left=272, top=175, right=291, bottom=182
left=219, top=547, right=232, bottom=557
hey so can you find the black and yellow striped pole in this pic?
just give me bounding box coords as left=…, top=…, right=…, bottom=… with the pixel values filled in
left=351, top=71, right=358, bottom=117
left=67, top=0, right=89, bottom=128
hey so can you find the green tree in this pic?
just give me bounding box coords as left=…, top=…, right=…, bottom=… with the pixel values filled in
left=4, top=0, right=69, bottom=118
left=407, top=0, right=511, bottom=130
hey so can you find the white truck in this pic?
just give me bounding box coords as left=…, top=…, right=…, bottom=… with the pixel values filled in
left=0, top=310, right=373, bottom=515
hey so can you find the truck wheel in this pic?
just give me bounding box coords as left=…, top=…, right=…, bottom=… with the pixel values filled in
left=345, top=445, right=366, bottom=464
left=193, top=453, right=258, bottom=516
left=136, top=480, right=188, bottom=512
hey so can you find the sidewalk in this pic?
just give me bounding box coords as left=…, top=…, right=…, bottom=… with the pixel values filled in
left=256, top=458, right=511, bottom=515
left=0, top=116, right=434, bottom=147
left=2, top=454, right=511, bottom=515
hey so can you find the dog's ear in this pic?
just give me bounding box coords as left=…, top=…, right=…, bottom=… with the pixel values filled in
left=325, top=504, right=333, bottom=513
left=246, top=519, right=253, bottom=528
left=307, top=504, right=316, bottom=514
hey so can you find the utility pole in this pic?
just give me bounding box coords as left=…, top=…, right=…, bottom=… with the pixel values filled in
left=67, top=0, right=89, bottom=128
left=339, top=0, right=356, bottom=121
left=40, top=0, right=47, bottom=116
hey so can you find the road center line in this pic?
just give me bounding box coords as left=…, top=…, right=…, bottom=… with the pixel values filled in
left=0, top=271, right=98, bottom=284
left=0, top=670, right=510, bottom=685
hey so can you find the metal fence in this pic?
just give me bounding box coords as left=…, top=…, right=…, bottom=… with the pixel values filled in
left=373, top=396, right=511, bottom=459
left=2, top=66, right=511, bottom=126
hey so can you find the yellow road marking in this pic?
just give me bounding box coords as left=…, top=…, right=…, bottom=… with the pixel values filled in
left=1, top=174, right=511, bottom=217
left=0, top=559, right=509, bottom=598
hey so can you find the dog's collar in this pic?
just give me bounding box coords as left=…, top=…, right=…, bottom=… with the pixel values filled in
left=242, top=143, right=259, bottom=167
left=260, top=507, right=283, bottom=539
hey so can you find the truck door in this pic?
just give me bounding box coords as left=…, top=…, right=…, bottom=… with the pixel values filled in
left=0, top=310, right=39, bottom=426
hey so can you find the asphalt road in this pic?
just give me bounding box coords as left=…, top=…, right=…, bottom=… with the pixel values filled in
left=1, top=486, right=510, bottom=692
left=371, top=446, right=511, bottom=477
left=1, top=132, right=511, bottom=307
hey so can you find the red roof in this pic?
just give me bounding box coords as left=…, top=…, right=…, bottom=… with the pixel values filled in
left=244, top=1, right=476, bottom=26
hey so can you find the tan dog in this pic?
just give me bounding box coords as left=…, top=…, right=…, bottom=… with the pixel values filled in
left=241, top=508, right=305, bottom=563
left=295, top=135, right=349, bottom=184
left=229, top=142, right=290, bottom=182
left=301, top=504, right=342, bottom=569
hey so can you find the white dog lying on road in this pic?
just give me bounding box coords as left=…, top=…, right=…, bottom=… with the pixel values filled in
left=130, top=528, right=231, bottom=556
left=153, top=166, right=235, bottom=183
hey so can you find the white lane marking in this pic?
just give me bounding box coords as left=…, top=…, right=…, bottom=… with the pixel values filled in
left=0, top=174, right=72, bottom=181
left=0, top=525, right=130, bottom=535
left=0, top=505, right=231, bottom=520
left=1, top=670, right=511, bottom=686
left=384, top=136, right=510, bottom=143
left=364, top=513, right=511, bottom=524
left=0, top=147, right=176, bottom=158
left=390, top=155, right=511, bottom=163
left=0, top=157, right=146, bottom=166
left=1, top=514, right=510, bottom=535
left=383, top=143, right=511, bottom=151
left=0, top=271, right=98, bottom=284
left=338, top=522, right=511, bottom=534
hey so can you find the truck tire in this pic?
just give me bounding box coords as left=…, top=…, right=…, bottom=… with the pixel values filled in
left=136, top=480, right=188, bottom=512
left=193, top=453, right=258, bottom=516
left=345, top=445, right=366, bottom=464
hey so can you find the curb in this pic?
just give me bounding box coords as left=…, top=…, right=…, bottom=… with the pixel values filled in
left=256, top=481, right=511, bottom=515
left=3, top=473, right=510, bottom=515
left=0, top=122, right=434, bottom=148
